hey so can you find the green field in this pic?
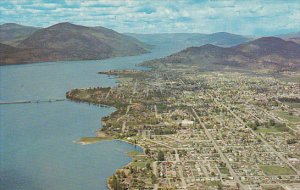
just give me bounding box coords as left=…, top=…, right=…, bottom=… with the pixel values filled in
left=259, top=165, right=296, bottom=175
left=127, top=151, right=152, bottom=169
left=77, top=136, right=113, bottom=144
left=278, top=72, right=300, bottom=83
left=127, top=150, right=141, bottom=157
left=274, top=110, right=300, bottom=123
left=262, top=185, right=284, bottom=190
left=219, top=167, right=230, bottom=174
left=284, top=102, right=300, bottom=109
left=257, top=127, right=285, bottom=133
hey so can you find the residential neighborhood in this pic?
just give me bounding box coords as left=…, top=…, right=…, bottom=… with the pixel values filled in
left=67, top=66, right=300, bottom=190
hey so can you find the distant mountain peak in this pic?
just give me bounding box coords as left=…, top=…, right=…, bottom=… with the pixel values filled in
left=210, top=32, right=233, bottom=35
left=50, top=22, right=76, bottom=26
left=1, top=23, right=21, bottom=27
left=251, top=36, right=286, bottom=44
left=207, top=32, right=245, bottom=37
left=56, top=22, right=73, bottom=25
left=0, top=23, right=40, bottom=47
left=0, top=23, right=39, bottom=29
left=47, top=22, right=87, bottom=30
left=182, top=44, right=224, bottom=53
left=1, top=23, right=149, bottom=65
left=276, top=31, right=300, bottom=44
left=199, top=44, right=222, bottom=49
left=142, top=37, right=300, bottom=72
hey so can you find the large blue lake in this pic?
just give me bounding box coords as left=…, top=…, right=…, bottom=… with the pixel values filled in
left=0, top=43, right=181, bottom=190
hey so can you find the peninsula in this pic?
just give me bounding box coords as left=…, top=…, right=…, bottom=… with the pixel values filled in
left=66, top=63, right=300, bottom=189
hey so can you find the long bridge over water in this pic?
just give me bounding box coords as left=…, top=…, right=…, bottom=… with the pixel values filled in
left=0, top=99, right=67, bottom=105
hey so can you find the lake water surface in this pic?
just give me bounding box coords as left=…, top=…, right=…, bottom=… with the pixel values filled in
left=0, top=43, right=180, bottom=190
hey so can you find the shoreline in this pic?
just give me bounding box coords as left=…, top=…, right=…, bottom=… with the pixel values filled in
left=106, top=139, right=145, bottom=190
left=67, top=71, right=148, bottom=190
left=67, top=95, right=147, bottom=190
left=0, top=50, right=152, bottom=66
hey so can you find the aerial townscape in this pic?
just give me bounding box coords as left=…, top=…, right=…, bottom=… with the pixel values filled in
left=67, top=40, right=300, bottom=189
left=1, top=1, right=300, bottom=190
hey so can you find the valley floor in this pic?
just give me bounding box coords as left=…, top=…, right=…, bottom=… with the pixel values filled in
left=67, top=66, right=300, bottom=190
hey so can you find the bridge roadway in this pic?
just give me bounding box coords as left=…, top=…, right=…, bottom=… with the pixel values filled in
left=0, top=99, right=66, bottom=105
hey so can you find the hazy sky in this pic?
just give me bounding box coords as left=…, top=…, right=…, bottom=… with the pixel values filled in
left=1, top=0, right=299, bottom=35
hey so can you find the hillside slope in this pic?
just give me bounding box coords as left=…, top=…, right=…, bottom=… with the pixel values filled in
left=277, top=31, right=300, bottom=44
left=0, top=23, right=40, bottom=46
left=187, top=32, right=250, bottom=47
left=126, top=32, right=250, bottom=47
left=1, top=22, right=149, bottom=65
left=142, top=37, right=300, bottom=71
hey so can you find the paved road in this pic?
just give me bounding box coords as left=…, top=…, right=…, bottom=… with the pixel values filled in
left=145, top=138, right=173, bottom=149
left=192, top=108, right=246, bottom=190
left=216, top=101, right=299, bottom=175
left=146, top=86, right=149, bottom=97
left=105, top=89, right=111, bottom=99
left=164, top=135, right=183, bottom=143
left=121, top=121, right=126, bottom=132
left=208, top=93, right=300, bottom=176
left=152, top=161, right=159, bottom=189
left=154, top=105, right=158, bottom=118
left=174, top=149, right=180, bottom=162
left=174, top=149, right=187, bottom=189
left=177, top=164, right=187, bottom=189
left=153, top=161, right=158, bottom=176
left=125, top=105, right=130, bottom=115
left=133, top=80, right=137, bottom=94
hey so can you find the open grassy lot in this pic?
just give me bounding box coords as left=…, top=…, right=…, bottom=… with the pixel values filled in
left=127, top=150, right=141, bottom=157
left=274, top=110, right=300, bottom=123
left=277, top=71, right=300, bottom=83
left=262, top=185, right=284, bottom=190
left=288, top=123, right=300, bottom=129
left=283, top=102, right=300, bottom=109
left=77, top=136, right=113, bottom=144
left=257, top=127, right=286, bottom=133
left=259, top=165, right=296, bottom=175
left=72, top=90, right=90, bottom=99
left=219, top=167, right=230, bottom=174
left=127, top=151, right=152, bottom=169
left=117, top=77, right=133, bottom=83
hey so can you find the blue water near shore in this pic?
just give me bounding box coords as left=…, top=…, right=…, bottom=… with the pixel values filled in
left=0, top=44, right=179, bottom=190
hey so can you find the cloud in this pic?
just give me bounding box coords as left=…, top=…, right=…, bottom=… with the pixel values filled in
left=0, top=0, right=299, bottom=35
left=136, top=6, right=156, bottom=14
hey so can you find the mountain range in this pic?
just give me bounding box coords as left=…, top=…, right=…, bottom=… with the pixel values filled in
left=127, top=31, right=300, bottom=47
left=0, top=22, right=149, bottom=65
left=142, top=37, right=300, bottom=72
left=276, top=31, right=300, bottom=44
left=1, top=22, right=299, bottom=69
left=126, top=32, right=251, bottom=48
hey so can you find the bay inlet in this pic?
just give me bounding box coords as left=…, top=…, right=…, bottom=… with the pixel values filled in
left=0, top=44, right=179, bottom=190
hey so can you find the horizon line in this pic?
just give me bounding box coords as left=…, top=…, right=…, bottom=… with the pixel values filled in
left=1, top=21, right=299, bottom=37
